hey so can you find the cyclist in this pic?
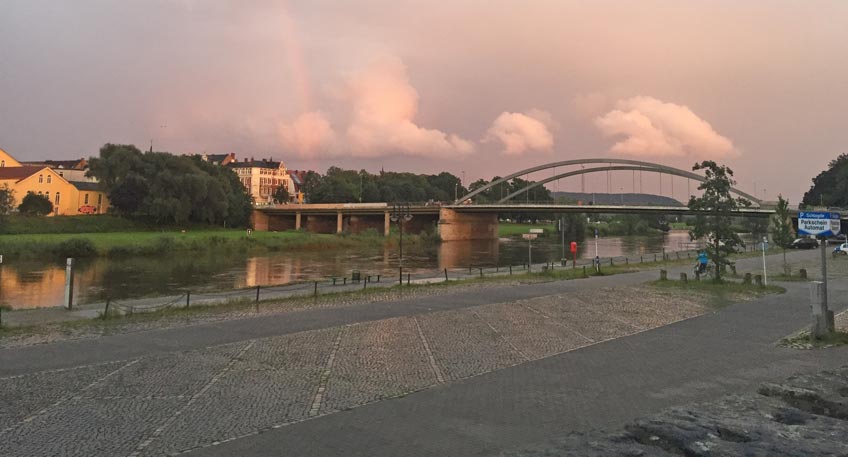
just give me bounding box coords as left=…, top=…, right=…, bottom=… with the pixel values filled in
left=697, top=250, right=708, bottom=274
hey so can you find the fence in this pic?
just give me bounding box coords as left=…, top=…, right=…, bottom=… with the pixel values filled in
left=88, top=245, right=725, bottom=319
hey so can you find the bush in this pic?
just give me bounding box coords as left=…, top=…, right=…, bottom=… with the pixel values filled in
left=54, top=238, right=97, bottom=258
left=18, top=193, right=53, bottom=216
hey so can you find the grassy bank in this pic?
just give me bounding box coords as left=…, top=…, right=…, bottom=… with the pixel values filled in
left=0, top=229, right=424, bottom=260
left=498, top=222, right=555, bottom=237
left=651, top=278, right=785, bottom=307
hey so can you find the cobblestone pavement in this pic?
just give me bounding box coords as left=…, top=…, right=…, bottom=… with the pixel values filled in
left=0, top=284, right=715, bottom=457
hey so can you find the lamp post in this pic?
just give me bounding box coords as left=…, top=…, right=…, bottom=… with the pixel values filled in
left=390, top=203, right=413, bottom=286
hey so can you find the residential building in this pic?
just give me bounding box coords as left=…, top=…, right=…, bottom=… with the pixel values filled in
left=201, top=153, right=236, bottom=166
left=0, top=148, right=108, bottom=215
left=227, top=157, right=295, bottom=205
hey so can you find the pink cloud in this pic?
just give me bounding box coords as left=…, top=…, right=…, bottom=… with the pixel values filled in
left=484, top=109, right=555, bottom=155
left=278, top=111, right=337, bottom=156
left=594, top=96, right=736, bottom=158
left=279, top=56, right=474, bottom=159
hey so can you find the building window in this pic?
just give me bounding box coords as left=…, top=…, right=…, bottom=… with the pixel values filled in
left=84, top=193, right=89, bottom=204
left=1, top=160, right=4, bottom=167
left=98, top=194, right=102, bottom=205
left=39, top=174, right=43, bottom=183
left=46, top=191, right=50, bottom=201
left=47, top=175, right=52, bottom=184
left=55, top=192, right=60, bottom=205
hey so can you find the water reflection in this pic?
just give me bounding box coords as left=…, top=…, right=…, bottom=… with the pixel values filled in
left=1, top=230, right=719, bottom=309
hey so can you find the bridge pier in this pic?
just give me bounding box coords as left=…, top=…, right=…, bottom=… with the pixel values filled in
left=439, top=208, right=498, bottom=241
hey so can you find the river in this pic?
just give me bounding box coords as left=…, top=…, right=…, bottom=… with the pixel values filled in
left=1, top=231, right=704, bottom=309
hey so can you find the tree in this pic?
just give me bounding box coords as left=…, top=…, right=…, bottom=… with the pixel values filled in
left=0, top=185, right=14, bottom=215
left=770, top=195, right=795, bottom=275
left=802, top=153, right=848, bottom=207
left=87, top=144, right=253, bottom=227
left=272, top=185, right=289, bottom=204
left=688, top=161, right=750, bottom=281
left=19, top=193, right=53, bottom=215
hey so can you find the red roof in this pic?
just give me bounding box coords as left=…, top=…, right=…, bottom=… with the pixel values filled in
left=0, top=166, right=44, bottom=181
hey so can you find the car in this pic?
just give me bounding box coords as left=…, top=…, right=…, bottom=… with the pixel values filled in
left=790, top=237, right=819, bottom=249
left=832, top=243, right=848, bottom=256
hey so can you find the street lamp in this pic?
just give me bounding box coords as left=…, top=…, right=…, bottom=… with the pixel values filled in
left=390, top=203, right=413, bottom=286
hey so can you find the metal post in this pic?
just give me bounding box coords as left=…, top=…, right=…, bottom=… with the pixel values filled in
left=64, top=258, right=75, bottom=310
left=407, top=273, right=411, bottom=285
left=528, top=237, right=532, bottom=272
left=820, top=238, right=828, bottom=309
left=479, top=267, right=483, bottom=278
left=761, top=238, right=768, bottom=286
left=444, top=268, right=449, bottom=282
left=185, top=291, right=190, bottom=308
left=256, top=285, right=260, bottom=302
left=509, top=265, right=512, bottom=275
left=102, top=297, right=110, bottom=320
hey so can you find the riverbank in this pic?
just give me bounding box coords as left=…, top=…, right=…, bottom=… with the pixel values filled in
left=0, top=228, right=439, bottom=260
left=0, top=249, right=788, bottom=348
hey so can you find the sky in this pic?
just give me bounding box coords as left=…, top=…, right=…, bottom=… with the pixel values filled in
left=2, top=0, right=847, bottom=202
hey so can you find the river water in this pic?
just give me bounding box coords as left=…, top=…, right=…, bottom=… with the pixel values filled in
left=1, top=231, right=702, bottom=309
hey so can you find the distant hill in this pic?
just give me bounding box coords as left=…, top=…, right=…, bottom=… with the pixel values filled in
left=551, top=192, right=685, bottom=207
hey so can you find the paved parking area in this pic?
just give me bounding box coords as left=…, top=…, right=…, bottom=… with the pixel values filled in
left=0, top=285, right=709, bottom=457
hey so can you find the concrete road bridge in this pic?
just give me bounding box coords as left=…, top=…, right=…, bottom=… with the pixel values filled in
left=253, top=159, right=781, bottom=241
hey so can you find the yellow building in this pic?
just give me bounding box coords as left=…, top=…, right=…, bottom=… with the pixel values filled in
left=0, top=148, right=108, bottom=215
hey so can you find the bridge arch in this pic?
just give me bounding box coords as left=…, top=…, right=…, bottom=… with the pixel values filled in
left=457, top=158, right=761, bottom=206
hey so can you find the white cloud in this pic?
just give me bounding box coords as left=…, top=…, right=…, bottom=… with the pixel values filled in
left=594, top=96, right=736, bottom=158
left=484, top=109, right=555, bottom=155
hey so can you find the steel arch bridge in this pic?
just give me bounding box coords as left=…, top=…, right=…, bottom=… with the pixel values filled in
left=455, top=158, right=761, bottom=206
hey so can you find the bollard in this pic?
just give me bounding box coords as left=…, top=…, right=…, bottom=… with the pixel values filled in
left=496, top=264, right=500, bottom=272
left=582, top=265, right=587, bottom=277
left=799, top=268, right=807, bottom=279
left=468, top=265, right=472, bottom=274
left=680, top=272, right=687, bottom=283
left=640, top=255, right=643, bottom=263
left=376, top=275, right=381, bottom=283
left=754, top=275, right=764, bottom=287
left=625, top=257, right=628, bottom=265
left=479, top=267, right=483, bottom=278
left=660, top=270, right=667, bottom=281
left=64, top=258, right=75, bottom=310
left=654, top=254, right=657, bottom=262
left=509, top=265, right=513, bottom=275
left=810, top=281, right=835, bottom=339
left=314, top=281, right=318, bottom=297
left=363, top=278, right=367, bottom=290
left=610, top=258, right=613, bottom=266
left=743, top=273, right=752, bottom=285
left=407, top=273, right=411, bottom=285
left=332, top=278, right=337, bottom=286
left=186, top=291, right=190, bottom=308
left=343, top=277, right=347, bottom=285
left=444, top=268, right=449, bottom=282
left=256, top=285, right=261, bottom=302
left=102, top=298, right=111, bottom=320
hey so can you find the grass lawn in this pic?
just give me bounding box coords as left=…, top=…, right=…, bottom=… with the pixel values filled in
left=498, top=221, right=555, bottom=237
left=0, top=229, right=396, bottom=259
left=651, top=277, right=785, bottom=307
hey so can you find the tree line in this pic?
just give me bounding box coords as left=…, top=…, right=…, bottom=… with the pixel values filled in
left=88, top=144, right=253, bottom=226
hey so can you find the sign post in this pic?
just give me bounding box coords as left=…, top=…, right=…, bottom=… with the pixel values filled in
left=523, top=232, right=539, bottom=272
left=798, top=212, right=841, bottom=313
